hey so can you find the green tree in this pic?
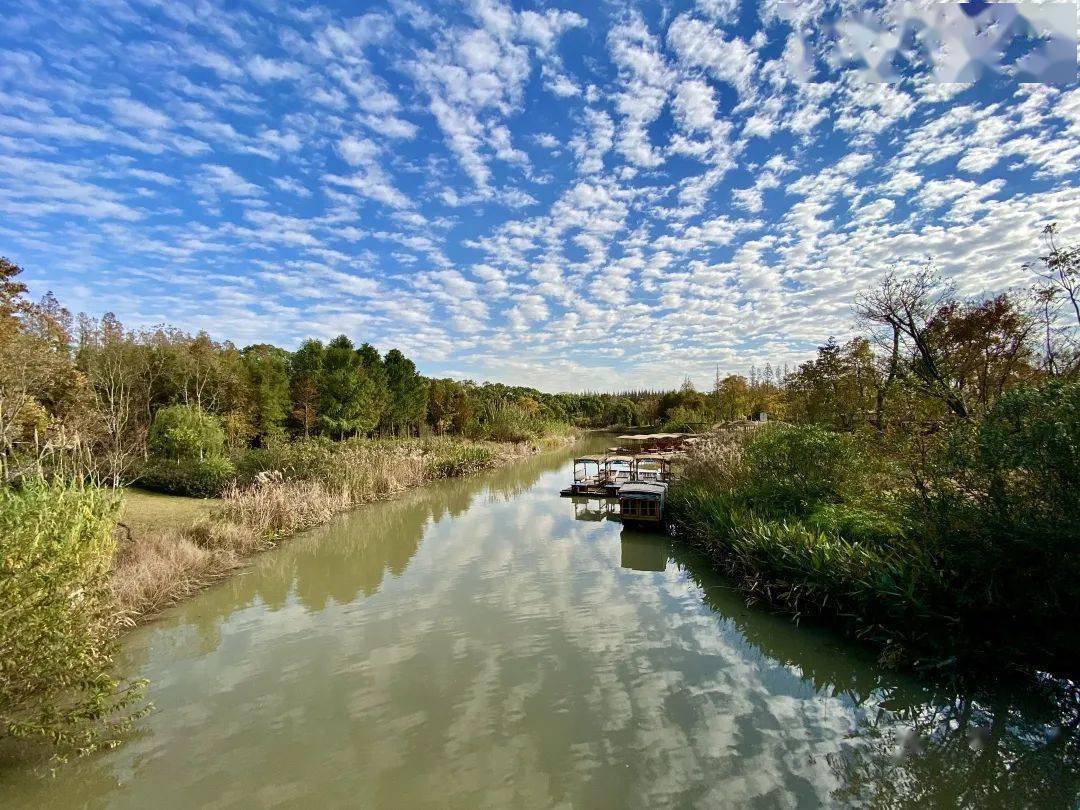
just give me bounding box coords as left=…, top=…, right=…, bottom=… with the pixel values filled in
left=714, top=374, right=751, bottom=421
left=784, top=338, right=877, bottom=430
left=289, top=339, right=323, bottom=438
left=357, top=342, right=390, bottom=434
left=317, top=337, right=387, bottom=438
left=241, top=344, right=290, bottom=444
left=0, top=259, right=87, bottom=482
left=383, top=349, right=428, bottom=436
left=427, top=378, right=458, bottom=434
left=148, top=404, right=226, bottom=462
left=451, top=386, right=474, bottom=435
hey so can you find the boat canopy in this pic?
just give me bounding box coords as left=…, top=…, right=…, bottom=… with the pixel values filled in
left=619, top=482, right=666, bottom=498
left=574, top=456, right=604, bottom=464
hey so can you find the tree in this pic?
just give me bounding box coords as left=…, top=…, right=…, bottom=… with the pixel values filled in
left=148, top=404, right=226, bottom=462
left=784, top=338, right=877, bottom=429
left=714, top=374, right=752, bottom=421
left=77, top=313, right=144, bottom=486
left=317, top=337, right=387, bottom=439
left=427, top=378, right=459, bottom=435
left=0, top=260, right=87, bottom=481
left=1036, top=223, right=1080, bottom=328
left=356, top=342, right=390, bottom=433
left=450, top=386, right=474, bottom=435
left=241, top=344, right=290, bottom=444
left=857, top=266, right=971, bottom=420
left=382, top=348, right=427, bottom=436
left=290, top=340, right=323, bottom=438
left=921, top=295, right=1036, bottom=415
left=1029, top=223, right=1080, bottom=376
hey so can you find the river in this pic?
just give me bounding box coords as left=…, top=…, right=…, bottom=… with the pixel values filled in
left=2, top=439, right=1078, bottom=808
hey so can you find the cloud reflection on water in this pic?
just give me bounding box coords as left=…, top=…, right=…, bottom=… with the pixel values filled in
left=2, top=445, right=1078, bottom=808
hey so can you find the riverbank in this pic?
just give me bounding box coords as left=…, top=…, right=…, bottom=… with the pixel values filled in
left=111, top=434, right=575, bottom=623
left=666, top=398, right=1080, bottom=677
left=9, top=439, right=1080, bottom=807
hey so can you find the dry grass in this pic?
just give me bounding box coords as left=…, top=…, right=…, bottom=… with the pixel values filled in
left=216, top=480, right=347, bottom=538
left=109, top=435, right=575, bottom=623
left=111, top=531, right=221, bottom=618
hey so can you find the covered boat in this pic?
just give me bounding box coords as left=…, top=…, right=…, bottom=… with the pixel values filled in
left=618, top=482, right=667, bottom=528
left=560, top=456, right=608, bottom=496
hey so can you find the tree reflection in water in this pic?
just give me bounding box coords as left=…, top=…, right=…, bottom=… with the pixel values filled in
left=146, top=444, right=573, bottom=651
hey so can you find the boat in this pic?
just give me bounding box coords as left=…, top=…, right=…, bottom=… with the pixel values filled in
left=617, top=482, right=667, bottom=528
left=602, top=455, right=635, bottom=496
left=561, top=453, right=675, bottom=499
left=560, top=456, right=609, bottom=496
left=631, top=455, right=670, bottom=483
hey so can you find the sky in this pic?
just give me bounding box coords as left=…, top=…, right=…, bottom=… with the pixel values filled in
left=1, top=0, right=1078, bottom=393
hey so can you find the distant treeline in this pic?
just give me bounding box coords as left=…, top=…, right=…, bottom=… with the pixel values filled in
left=0, top=257, right=669, bottom=488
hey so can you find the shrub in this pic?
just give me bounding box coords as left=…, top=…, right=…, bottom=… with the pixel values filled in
left=425, top=444, right=495, bottom=478
left=806, top=503, right=904, bottom=547
left=912, top=381, right=1080, bottom=662
left=740, top=425, right=878, bottom=518
left=148, top=404, right=226, bottom=462
left=0, top=481, right=146, bottom=757
left=661, top=406, right=711, bottom=433
left=473, top=406, right=570, bottom=443
left=976, top=380, right=1080, bottom=529
left=670, top=388, right=1080, bottom=669
left=138, top=455, right=236, bottom=498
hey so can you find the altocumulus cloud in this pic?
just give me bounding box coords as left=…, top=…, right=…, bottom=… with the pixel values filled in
left=0, top=0, right=1077, bottom=391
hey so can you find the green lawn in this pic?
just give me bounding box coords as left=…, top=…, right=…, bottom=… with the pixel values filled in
left=119, top=488, right=220, bottom=539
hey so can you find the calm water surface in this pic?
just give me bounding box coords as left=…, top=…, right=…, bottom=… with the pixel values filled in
left=3, top=440, right=1079, bottom=808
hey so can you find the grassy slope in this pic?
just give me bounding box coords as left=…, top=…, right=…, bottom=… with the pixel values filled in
left=119, top=488, right=219, bottom=538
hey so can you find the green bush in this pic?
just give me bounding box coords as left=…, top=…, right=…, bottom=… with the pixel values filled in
left=913, top=381, right=1080, bottom=661
left=670, top=385, right=1080, bottom=669
left=806, top=503, right=904, bottom=547
left=425, top=444, right=495, bottom=479
left=667, top=427, right=933, bottom=652
left=660, top=406, right=711, bottom=433
left=0, top=481, right=146, bottom=757
left=976, top=380, right=1080, bottom=529
left=740, top=425, right=877, bottom=517
left=139, top=455, right=236, bottom=497
left=475, top=407, right=568, bottom=443
left=148, top=404, right=226, bottom=462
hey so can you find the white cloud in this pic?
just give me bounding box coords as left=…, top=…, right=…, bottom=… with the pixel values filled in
left=247, top=55, right=306, bottom=82
left=608, top=16, right=674, bottom=168
left=202, top=164, right=263, bottom=197
left=668, top=15, right=758, bottom=103
left=108, top=98, right=171, bottom=130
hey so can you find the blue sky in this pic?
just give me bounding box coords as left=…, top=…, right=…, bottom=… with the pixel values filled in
left=1, top=0, right=1077, bottom=392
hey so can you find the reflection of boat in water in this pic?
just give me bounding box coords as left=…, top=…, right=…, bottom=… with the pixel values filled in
left=620, top=531, right=668, bottom=572
left=571, top=496, right=618, bottom=522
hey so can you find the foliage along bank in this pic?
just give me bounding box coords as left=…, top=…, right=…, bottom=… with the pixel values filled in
left=668, top=232, right=1080, bottom=675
